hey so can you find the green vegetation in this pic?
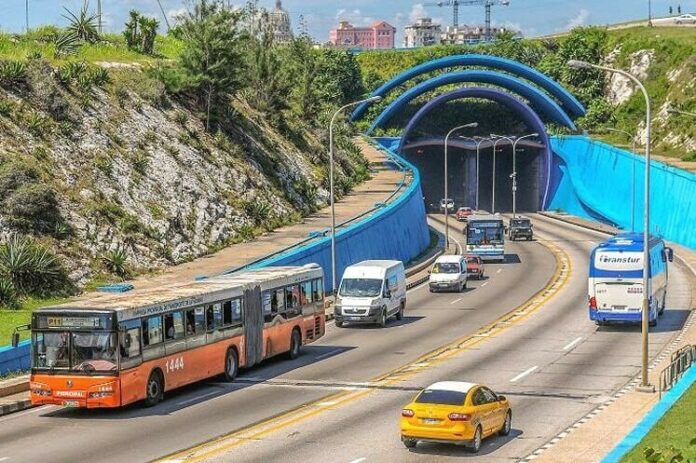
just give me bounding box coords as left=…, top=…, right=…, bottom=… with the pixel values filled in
left=0, top=296, right=70, bottom=346
left=621, top=382, right=696, bottom=462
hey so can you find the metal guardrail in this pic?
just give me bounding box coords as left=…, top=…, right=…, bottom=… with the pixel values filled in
left=659, top=344, right=696, bottom=397
left=219, top=138, right=412, bottom=276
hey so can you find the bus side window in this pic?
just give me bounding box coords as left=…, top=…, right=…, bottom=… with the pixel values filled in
left=185, top=308, right=205, bottom=335
left=222, top=299, right=243, bottom=327
left=164, top=312, right=185, bottom=340
left=312, top=279, right=323, bottom=302
left=143, top=315, right=162, bottom=347
left=302, top=281, right=312, bottom=304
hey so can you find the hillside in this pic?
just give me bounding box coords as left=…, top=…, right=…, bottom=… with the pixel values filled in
left=357, top=25, right=696, bottom=160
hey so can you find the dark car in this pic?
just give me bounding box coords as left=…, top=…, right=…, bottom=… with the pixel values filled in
left=508, top=217, right=533, bottom=241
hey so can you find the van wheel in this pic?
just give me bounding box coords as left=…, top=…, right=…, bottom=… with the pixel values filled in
left=144, top=371, right=163, bottom=407
left=378, top=309, right=387, bottom=328
left=335, top=320, right=344, bottom=328
left=396, top=302, right=404, bottom=321
left=223, top=348, right=238, bottom=382
left=287, top=329, right=301, bottom=359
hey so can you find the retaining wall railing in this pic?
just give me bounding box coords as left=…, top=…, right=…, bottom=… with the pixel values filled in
left=659, top=344, right=696, bottom=397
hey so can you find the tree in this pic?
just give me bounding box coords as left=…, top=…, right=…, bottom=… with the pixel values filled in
left=62, top=3, right=100, bottom=44
left=173, top=0, right=245, bottom=130
left=288, top=34, right=321, bottom=120
left=124, top=10, right=159, bottom=54
left=316, top=49, right=365, bottom=105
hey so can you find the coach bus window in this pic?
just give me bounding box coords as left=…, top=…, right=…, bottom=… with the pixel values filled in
left=287, top=285, right=300, bottom=309
left=312, top=279, right=323, bottom=302
left=194, top=307, right=206, bottom=333
left=165, top=312, right=185, bottom=340
left=223, top=299, right=243, bottom=326
left=206, top=305, right=215, bottom=331
left=119, top=321, right=141, bottom=361
left=143, top=315, right=163, bottom=347
left=302, top=281, right=312, bottom=304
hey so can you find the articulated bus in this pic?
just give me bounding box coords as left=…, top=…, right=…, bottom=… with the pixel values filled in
left=28, top=264, right=325, bottom=408
left=465, top=214, right=506, bottom=262
left=588, top=233, right=673, bottom=326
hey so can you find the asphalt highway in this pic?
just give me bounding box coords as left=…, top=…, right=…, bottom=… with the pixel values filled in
left=0, top=215, right=690, bottom=463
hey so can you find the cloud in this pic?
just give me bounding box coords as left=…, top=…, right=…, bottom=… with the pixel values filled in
left=167, top=7, right=187, bottom=24
left=565, top=8, right=590, bottom=30
left=409, top=3, right=428, bottom=23
left=335, top=8, right=375, bottom=26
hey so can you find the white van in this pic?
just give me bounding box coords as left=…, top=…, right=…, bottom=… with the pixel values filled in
left=334, top=260, right=407, bottom=328
left=429, top=255, right=468, bottom=292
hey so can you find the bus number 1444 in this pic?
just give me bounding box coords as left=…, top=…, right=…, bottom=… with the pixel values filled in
left=166, top=357, right=185, bottom=373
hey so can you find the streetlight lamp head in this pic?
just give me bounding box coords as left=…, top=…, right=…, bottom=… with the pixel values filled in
left=366, top=95, right=382, bottom=103
left=567, top=59, right=591, bottom=69
left=465, top=122, right=479, bottom=128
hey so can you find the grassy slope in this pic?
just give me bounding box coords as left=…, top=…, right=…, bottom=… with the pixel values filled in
left=621, top=382, right=696, bottom=462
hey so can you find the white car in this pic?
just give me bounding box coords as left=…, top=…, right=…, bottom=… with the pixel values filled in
left=440, top=198, right=455, bottom=214
left=674, top=14, right=696, bottom=24
left=429, top=255, right=468, bottom=292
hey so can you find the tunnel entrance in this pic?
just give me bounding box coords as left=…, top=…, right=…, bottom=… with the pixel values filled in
left=403, top=143, right=542, bottom=214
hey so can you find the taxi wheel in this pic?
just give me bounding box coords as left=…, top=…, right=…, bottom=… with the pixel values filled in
left=469, top=426, right=482, bottom=453
left=403, top=438, right=417, bottom=449
left=500, top=411, right=512, bottom=436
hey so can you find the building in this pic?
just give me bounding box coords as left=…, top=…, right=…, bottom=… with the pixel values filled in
left=268, top=0, right=293, bottom=43
left=441, top=24, right=510, bottom=44
left=329, top=20, right=396, bottom=49
left=404, top=18, right=442, bottom=48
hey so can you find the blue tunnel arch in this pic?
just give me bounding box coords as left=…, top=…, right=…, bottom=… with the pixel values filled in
left=366, top=70, right=577, bottom=134
left=351, top=54, right=586, bottom=121
left=397, top=87, right=554, bottom=210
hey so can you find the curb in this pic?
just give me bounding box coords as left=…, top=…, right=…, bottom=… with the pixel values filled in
left=0, top=398, right=33, bottom=416
left=0, top=375, right=30, bottom=397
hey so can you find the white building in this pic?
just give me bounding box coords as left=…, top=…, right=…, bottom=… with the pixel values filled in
left=403, top=18, right=442, bottom=48
left=441, top=24, right=510, bottom=44
left=268, top=0, right=293, bottom=43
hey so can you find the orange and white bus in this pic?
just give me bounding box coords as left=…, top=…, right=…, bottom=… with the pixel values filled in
left=29, top=264, right=325, bottom=408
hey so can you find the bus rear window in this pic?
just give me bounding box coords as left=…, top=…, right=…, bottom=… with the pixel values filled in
left=415, top=389, right=467, bottom=405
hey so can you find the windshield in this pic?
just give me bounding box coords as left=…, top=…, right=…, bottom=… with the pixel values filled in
left=432, top=262, right=460, bottom=274
left=339, top=278, right=383, bottom=298
left=466, top=256, right=481, bottom=264
left=33, top=331, right=117, bottom=372
left=467, top=224, right=504, bottom=245
left=511, top=219, right=530, bottom=227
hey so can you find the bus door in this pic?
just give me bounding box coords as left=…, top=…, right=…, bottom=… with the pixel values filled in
left=244, top=286, right=264, bottom=367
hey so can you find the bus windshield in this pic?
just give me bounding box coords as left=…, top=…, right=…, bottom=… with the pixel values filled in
left=467, top=222, right=504, bottom=245
left=339, top=278, right=383, bottom=298
left=34, top=331, right=117, bottom=372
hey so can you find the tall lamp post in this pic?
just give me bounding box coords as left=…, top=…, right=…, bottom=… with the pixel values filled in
left=329, top=95, right=382, bottom=293
left=491, top=134, right=514, bottom=213
left=511, top=133, right=538, bottom=218
left=474, top=137, right=493, bottom=211
left=444, top=123, right=479, bottom=251
left=602, top=127, right=638, bottom=232
left=568, top=59, right=653, bottom=391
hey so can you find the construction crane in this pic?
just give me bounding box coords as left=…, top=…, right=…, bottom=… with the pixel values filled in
left=423, top=0, right=510, bottom=41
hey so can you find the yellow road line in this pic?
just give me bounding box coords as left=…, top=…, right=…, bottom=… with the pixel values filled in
left=155, top=240, right=571, bottom=463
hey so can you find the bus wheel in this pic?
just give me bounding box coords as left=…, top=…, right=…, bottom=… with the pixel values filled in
left=144, top=370, right=163, bottom=407
left=288, top=329, right=301, bottom=360
left=223, top=348, right=238, bottom=382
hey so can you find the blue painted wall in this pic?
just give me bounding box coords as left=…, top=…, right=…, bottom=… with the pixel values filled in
left=0, top=339, right=31, bottom=374
left=548, top=135, right=696, bottom=249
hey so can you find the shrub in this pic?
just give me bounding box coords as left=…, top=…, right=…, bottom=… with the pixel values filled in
left=57, top=61, right=88, bottom=85
left=0, top=60, right=27, bottom=87
left=0, top=235, right=73, bottom=297
left=88, top=67, right=110, bottom=87
left=24, top=112, right=51, bottom=137
left=0, top=278, right=18, bottom=309
left=245, top=200, right=271, bottom=225
left=101, top=248, right=129, bottom=278
left=63, top=4, right=100, bottom=44
left=132, top=151, right=149, bottom=174
left=53, top=31, right=80, bottom=57
left=4, top=184, right=62, bottom=234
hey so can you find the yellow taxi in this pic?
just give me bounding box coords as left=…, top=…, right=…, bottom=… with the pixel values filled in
left=400, top=381, right=511, bottom=452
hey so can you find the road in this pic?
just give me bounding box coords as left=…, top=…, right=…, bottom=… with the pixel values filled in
left=0, top=216, right=691, bottom=463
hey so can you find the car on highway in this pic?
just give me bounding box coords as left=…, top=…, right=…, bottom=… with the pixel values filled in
left=334, top=260, right=406, bottom=328
left=674, top=13, right=696, bottom=24
left=429, top=255, right=468, bottom=292
left=464, top=254, right=485, bottom=280
left=440, top=198, right=455, bottom=214
left=508, top=217, right=533, bottom=241
left=400, top=381, right=511, bottom=452
left=455, top=207, right=474, bottom=222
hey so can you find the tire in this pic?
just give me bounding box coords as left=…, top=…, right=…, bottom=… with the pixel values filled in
left=659, top=294, right=666, bottom=316
left=649, top=318, right=657, bottom=328
left=469, top=426, right=482, bottom=453
left=500, top=411, right=512, bottom=436
left=223, top=348, right=238, bottom=382
left=144, top=370, right=163, bottom=407
left=403, top=438, right=417, bottom=449
left=335, top=320, right=344, bottom=328
left=378, top=309, right=387, bottom=328
left=287, top=329, right=301, bottom=359
left=396, top=303, right=404, bottom=321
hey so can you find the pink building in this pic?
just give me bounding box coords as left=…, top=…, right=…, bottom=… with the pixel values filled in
left=329, top=20, right=396, bottom=49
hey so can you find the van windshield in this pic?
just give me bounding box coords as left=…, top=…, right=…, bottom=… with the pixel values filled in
left=339, top=278, right=383, bottom=298
left=432, top=263, right=460, bottom=274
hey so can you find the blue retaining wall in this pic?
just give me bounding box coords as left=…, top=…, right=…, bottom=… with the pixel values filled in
left=0, top=138, right=431, bottom=374
left=548, top=135, right=696, bottom=249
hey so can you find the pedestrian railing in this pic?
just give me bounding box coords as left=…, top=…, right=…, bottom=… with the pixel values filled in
left=220, top=137, right=412, bottom=276
left=659, top=344, right=696, bottom=397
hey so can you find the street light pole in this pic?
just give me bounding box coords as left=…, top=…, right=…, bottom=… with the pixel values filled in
left=569, top=59, right=653, bottom=391
left=511, top=133, right=539, bottom=218
left=329, top=95, right=382, bottom=293
left=474, top=137, right=493, bottom=211
left=603, top=127, right=638, bottom=231
left=444, top=123, right=479, bottom=252
left=491, top=134, right=514, bottom=214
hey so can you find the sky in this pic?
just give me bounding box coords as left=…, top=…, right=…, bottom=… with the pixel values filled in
left=1, top=0, right=695, bottom=44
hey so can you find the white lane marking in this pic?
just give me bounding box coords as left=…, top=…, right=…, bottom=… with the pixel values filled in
left=348, top=458, right=366, bottom=463
left=563, top=337, right=583, bottom=351
left=318, top=401, right=339, bottom=407
left=496, top=269, right=502, bottom=274
left=510, top=366, right=539, bottom=383
left=176, top=391, right=218, bottom=406
left=450, top=298, right=462, bottom=305
left=315, top=348, right=343, bottom=361
left=481, top=282, right=488, bottom=287
left=0, top=457, right=10, bottom=462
